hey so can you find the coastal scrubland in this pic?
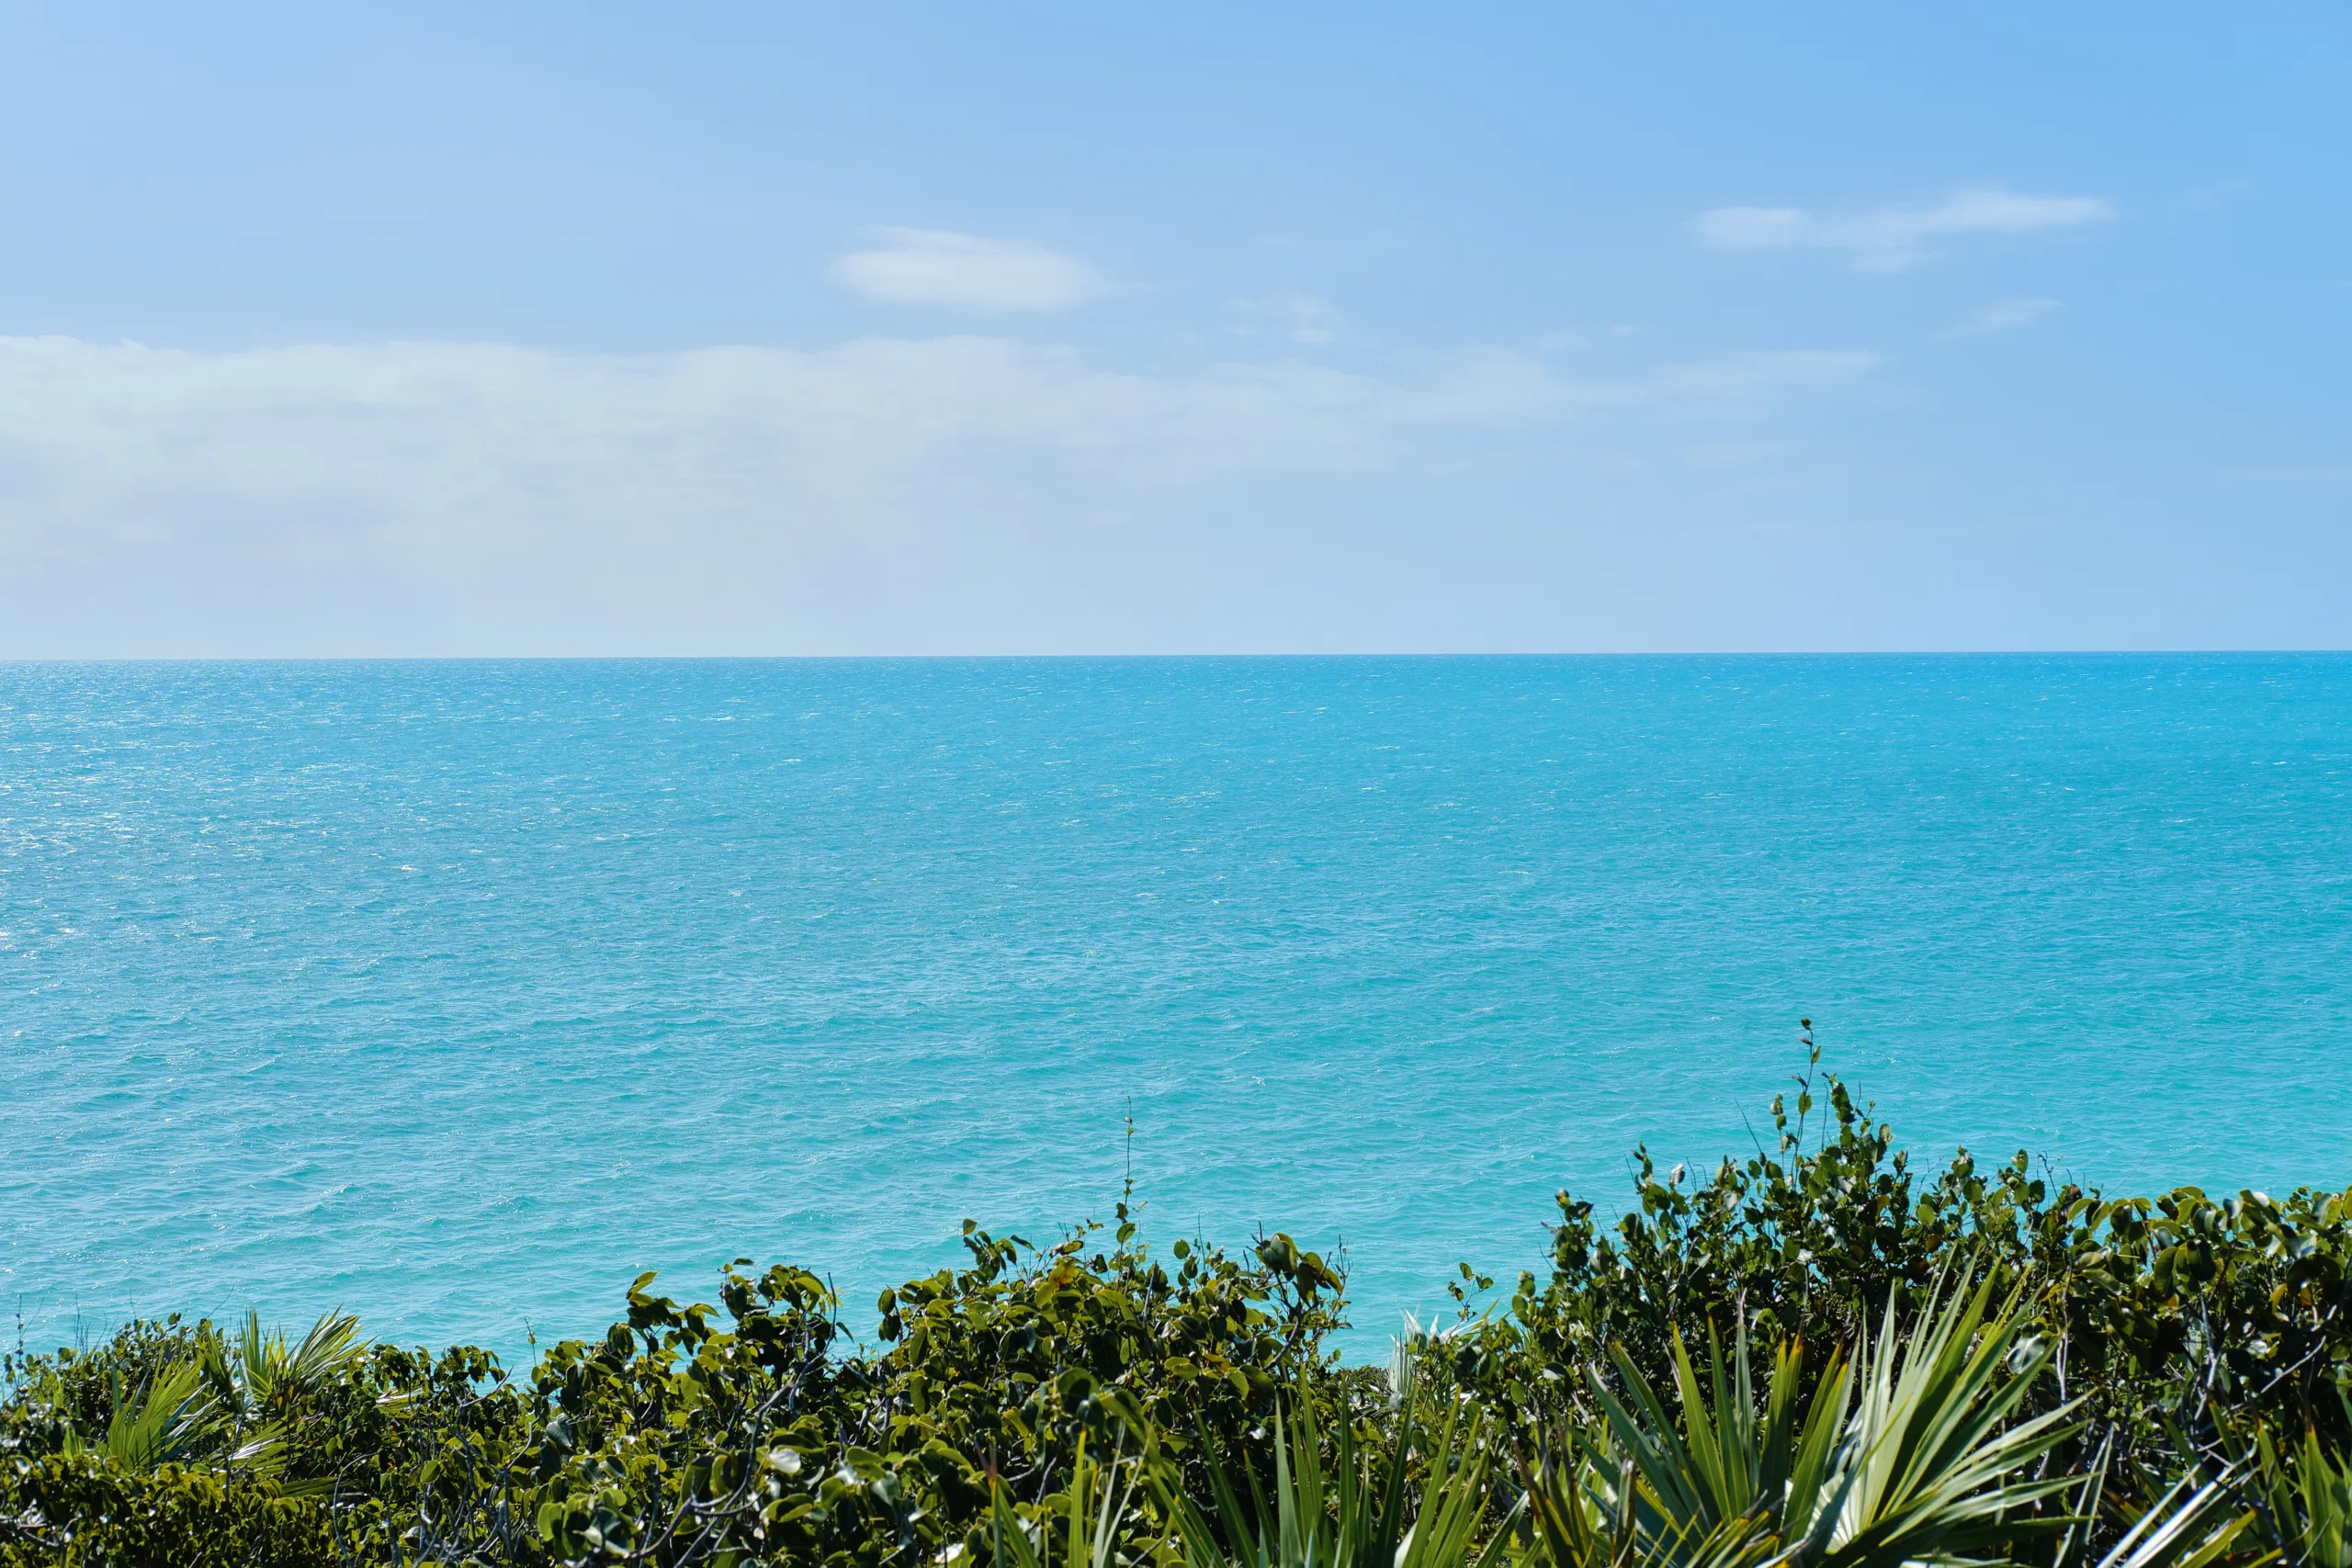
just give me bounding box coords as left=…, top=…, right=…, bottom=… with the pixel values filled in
left=6, top=1038, right=2349, bottom=1567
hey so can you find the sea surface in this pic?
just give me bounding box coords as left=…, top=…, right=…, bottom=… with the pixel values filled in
left=4, top=656, right=2349, bottom=1363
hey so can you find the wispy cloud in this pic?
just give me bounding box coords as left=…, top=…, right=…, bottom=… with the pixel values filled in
left=830, top=229, right=1108, bottom=312
left=1949, top=298, right=2061, bottom=336
left=1231, top=292, right=1346, bottom=344
left=1693, top=186, right=2114, bottom=271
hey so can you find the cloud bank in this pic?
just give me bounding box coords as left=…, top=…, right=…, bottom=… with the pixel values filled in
left=1693, top=186, right=2113, bottom=271
left=829, top=230, right=1108, bottom=312
left=0, top=332, right=1874, bottom=505
left=0, top=332, right=1876, bottom=653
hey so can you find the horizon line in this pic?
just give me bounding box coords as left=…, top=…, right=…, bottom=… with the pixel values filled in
left=5, top=649, right=2350, bottom=665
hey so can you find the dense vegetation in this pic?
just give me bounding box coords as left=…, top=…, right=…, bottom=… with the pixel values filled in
left=6, top=1035, right=2349, bottom=1567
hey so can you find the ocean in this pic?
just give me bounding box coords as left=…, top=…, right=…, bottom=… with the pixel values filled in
left=4, top=656, right=2347, bottom=1363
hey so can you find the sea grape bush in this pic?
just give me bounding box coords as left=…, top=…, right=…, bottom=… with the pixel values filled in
left=1455, top=1031, right=2352, bottom=1471
left=0, top=1202, right=1345, bottom=1566
left=514, top=1209, right=1345, bottom=1567
left=5, top=1043, right=2349, bottom=1567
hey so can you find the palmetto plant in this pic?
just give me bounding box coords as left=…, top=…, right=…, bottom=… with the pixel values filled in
left=1520, top=1325, right=1825, bottom=1568
left=988, top=1433, right=1143, bottom=1568
left=55, top=1356, right=286, bottom=1476
left=42, top=1306, right=371, bottom=1490
left=1163, top=1361, right=1512, bottom=1568
left=1523, top=1274, right=2086, bottom=1568
left=212, top=1305, right=372, bottom=1414
left=2241, top=1418, right=2352, bottom=1568
left=2072, top=1462, right=2260, bottom=1568
left=58, top=1359, right=226, bottom=1472
left=987, top=1357, right=1516, bottom=1568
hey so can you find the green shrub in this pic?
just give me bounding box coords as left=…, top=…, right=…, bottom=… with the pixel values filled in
left=512, top=1206, right=1343, bottom=1566
left=7, top=1043, right=2349, bottom=1566
left=1451, top=1029, right=2352, bottom=1475
left=0, top=1452, right=332, bottom=1567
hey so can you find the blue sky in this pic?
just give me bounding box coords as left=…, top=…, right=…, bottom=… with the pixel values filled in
left=1, top=4, right=2345, bottom=653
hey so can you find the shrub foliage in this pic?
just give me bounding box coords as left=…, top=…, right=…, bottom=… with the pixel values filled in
left=6, top=1035, right=2348, bottom=1567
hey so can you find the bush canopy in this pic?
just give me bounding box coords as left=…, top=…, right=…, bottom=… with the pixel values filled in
left=6, top=1038, right=2347, bottom=1567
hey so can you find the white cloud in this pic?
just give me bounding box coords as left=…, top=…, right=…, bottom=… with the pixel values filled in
left=1693, top=186, right=2114, bottom=271
left=0, top=333, right=1875, bottom=509
left=1231, top=293, right=1346, bottom=344
left=829, top=229, right=1108, bottom=312
left=1950, top=297, right=2061, bottom=335
left=0, top=333, right=1877, bottom=651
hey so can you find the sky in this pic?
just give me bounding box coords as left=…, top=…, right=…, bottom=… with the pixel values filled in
left=0, top=4, right=2346, bottom=655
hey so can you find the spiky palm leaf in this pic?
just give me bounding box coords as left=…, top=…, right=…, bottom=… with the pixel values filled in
left=1521, top=1441, right=1786, bottom=1568
left=1574, top=1322, right=1849, bottom=1568
left=989, top=1431, right=1138, bottom=1568
left=1160, top=1359, right=1514, bottom=1568
left=59, top=1359, right=286, bottom=1476
left=1801, top=1274, right=2081, bottom=1568
left=238, top=1305, right=368, bottom=1406
left=2086, top=1462, right=2265, bottom=1568
left=2244, top=1424, right=2352, bottom=1568
left=84, top=1360, right=216, bottom=1471
left=1532, top=1273, right=2085, bottom=1568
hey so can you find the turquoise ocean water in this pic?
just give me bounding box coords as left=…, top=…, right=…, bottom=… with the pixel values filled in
left=4, top=656, right=2349, bottom=1362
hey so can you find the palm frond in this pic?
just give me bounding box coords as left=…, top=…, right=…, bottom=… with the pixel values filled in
left=1161, top=1355, right=1512, bottom=1568
left=989, top=1432, right=1139, bottom=1568
left=2239, top=1423, right=2352, bottom=1568
left=234, top=1305, right=368, bottom=1408
left=1534, top=1273, right=2083, bottom=1568
left=2093, top=1463, right=2266, bottom=1568
left=65, top=1360, right=223, bottom=1472
left=1803, top=1273, right=2080, bottom=1568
